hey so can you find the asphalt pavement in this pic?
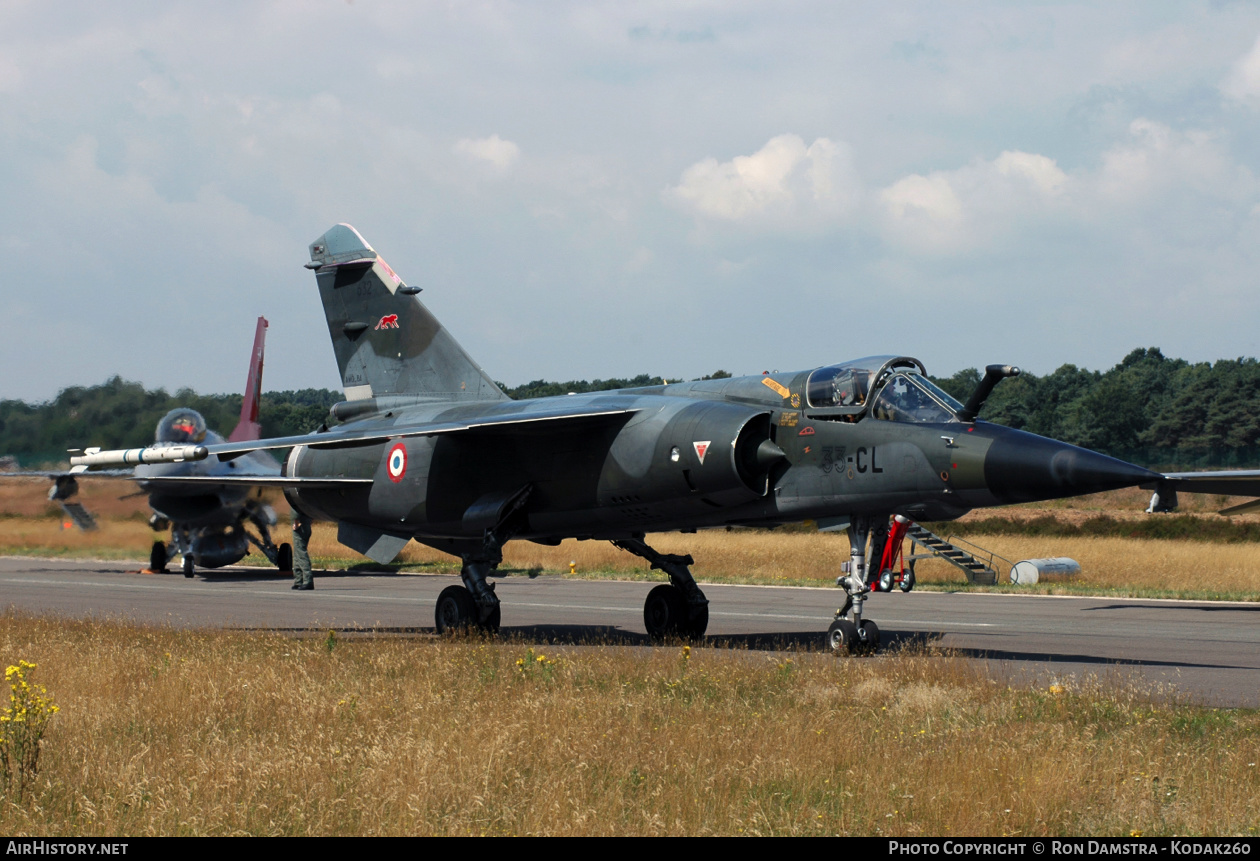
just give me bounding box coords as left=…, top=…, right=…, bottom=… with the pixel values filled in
left=1, top=555, right=1257, bottom=707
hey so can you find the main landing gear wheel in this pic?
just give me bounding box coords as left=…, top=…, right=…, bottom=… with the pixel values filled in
left=276, top=543, right=293, bottom=572
left=644, top=584, right=683, bottom=638
left=149, top=541, right=167, bottom=574
left=643, top=584, right=708, bottom=639
left=685, top=603, right=709, bottom=639
left=827, top=618, right=859, bottom=655
left=435, top=585, right=476, bottom=634
left=481, top=603, right=502, bottom=635
left=181, top=555, right=195, bottom=578
left=434, top=585, right=499, bottom=635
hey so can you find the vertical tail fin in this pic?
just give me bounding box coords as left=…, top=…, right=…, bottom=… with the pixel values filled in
left=228, top=316, right=267, bottom=442
left=307, top=224, right=508, bottom=403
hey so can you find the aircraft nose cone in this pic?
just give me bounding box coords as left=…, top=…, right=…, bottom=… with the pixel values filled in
left=982, top=428, right=1160, bottom=505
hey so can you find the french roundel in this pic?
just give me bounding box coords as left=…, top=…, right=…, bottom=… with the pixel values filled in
left=386, top=443, right=407, bottom=483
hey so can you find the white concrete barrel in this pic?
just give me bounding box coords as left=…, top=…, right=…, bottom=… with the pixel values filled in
left=1010, top=557, right=1081, bottom=585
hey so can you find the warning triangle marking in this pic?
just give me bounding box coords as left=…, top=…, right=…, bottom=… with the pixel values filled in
left=693, top=440, right=711, bottom=464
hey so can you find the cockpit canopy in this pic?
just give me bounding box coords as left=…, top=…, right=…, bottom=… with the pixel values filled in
left=806, top=356, right=965, bottom=424
left=156, top=409, right=208, bottom=444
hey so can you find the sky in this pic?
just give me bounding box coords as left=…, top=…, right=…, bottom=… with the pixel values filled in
left=5, top=1, right=1260, bottom=402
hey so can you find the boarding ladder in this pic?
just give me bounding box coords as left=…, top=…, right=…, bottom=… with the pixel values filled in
left=904, top=524, right=1009, bottom=586
left=56, top=501, right=97, bottom=531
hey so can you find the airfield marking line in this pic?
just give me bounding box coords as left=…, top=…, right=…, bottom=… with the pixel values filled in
left=0, top=575, right=998, bottom=626
left=0, top=576, right=435, bottom=606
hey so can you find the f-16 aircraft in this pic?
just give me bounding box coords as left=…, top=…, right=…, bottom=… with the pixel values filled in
left=71, top=317, right=294, bottom=577
left=71, top=225, right=1260, bottom=652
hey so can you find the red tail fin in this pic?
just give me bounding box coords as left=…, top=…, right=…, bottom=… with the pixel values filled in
left=228, top=317, right=268, bottom=442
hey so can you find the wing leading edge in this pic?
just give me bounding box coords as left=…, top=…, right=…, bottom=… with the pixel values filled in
left=70, top=406, right=640, bottom=472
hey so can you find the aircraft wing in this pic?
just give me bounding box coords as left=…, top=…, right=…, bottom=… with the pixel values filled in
left=1141, top=470, right=1260, bottom=514
left=70, top=406, right=640, bottom=470
left=134, top=475, right=372, bottom=489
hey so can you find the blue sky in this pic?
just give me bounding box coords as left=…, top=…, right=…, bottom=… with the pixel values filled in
left=5, top=1, right=1260, bottom=401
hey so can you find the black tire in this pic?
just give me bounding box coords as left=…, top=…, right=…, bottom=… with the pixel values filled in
left=149, top=541, right=167, bottom=574
left=182, top=554, right=195, bottom=579
left=857, top=619, right=881, bottom=655
left=683, top=602, right=709, bottom=639
left=644, top=584, right=686, bottom=639
left=827, top=618, right=860, bottom=655
left=434, top=585, right=476, bottom=634
left=480, top=602, right=502, bottom=635
left=276, top=543, right=293, bottom=572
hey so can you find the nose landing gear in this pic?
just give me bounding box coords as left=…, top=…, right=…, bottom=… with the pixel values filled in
left=829, top=515, right=892, bottom=656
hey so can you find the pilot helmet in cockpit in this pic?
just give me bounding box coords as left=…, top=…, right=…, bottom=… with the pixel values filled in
left=156, top=409, right=208, bottom=444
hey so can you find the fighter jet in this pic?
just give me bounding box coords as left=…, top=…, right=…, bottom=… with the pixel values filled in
left=71, top=224, right=1260, bottom=651
left=64, top=318, right=294, bottom=576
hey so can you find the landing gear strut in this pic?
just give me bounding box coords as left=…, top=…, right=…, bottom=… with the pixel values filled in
left=435, top=552, right=503, bottom=635
left=830, top=515, right=882, bottom=656
left=242, top=500, right=291, bottom=571
left=434, top=486, right=533, bottom=635
left=613, top=535, right=709, bottom=639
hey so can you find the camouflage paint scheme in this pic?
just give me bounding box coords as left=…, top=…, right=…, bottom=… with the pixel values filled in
left=71, top=225, right=1260, bottom=651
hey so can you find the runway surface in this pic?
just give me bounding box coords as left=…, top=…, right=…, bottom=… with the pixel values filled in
left=2, top=556, right=1257, bottom=707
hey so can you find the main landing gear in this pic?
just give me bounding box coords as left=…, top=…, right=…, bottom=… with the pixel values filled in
left=434, top=551, right=503, bottom=636
left=613, top=535, right=709, bottom=639
left=433, top=487, right=533, bottom=635
left=829, top=515, right=883, bottom=656
left=242, top=500, right=292, bottom=573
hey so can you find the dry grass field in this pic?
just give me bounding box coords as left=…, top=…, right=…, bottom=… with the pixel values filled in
left=1, top=612, right=1257, bottom=836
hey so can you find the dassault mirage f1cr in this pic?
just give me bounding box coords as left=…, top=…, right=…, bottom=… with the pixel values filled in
left=71, top=224, right=1260, bottom=652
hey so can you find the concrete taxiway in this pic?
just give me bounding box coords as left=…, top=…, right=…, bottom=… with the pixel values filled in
left=1, top=556, right=1257, bottom=707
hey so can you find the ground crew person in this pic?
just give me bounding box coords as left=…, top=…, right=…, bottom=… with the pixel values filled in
left=291, top=510, right=314, bottom=590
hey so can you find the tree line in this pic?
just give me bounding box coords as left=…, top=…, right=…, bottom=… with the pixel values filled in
left=2, top=350, right=1257, bottom=469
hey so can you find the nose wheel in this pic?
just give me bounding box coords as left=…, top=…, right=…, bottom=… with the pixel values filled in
left=827, top=618, right=880, bottom=656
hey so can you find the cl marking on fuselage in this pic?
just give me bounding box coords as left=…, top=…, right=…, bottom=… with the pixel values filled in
left=854, top=446, right=883, bottom=474
left=376, top=314, right=400, bottom=330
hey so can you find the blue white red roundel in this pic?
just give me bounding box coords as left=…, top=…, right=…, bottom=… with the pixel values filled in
left=387, top=443, right=407, bottom=482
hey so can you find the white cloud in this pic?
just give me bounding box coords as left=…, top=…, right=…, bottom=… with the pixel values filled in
left=1223, top=33, right=1260, bottom=103
left=665, top=134, right=859, bottom=225
left=1094, top=119, right=1251, bottom=205
left=453, top=134, right=521, bottom=171
left=877, top=150, right=1068, bottom=253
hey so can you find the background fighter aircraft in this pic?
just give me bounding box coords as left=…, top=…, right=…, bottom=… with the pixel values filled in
left=68, top=317, right=294, bottom=576
left=71, top=225, right=1260, bottom=651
